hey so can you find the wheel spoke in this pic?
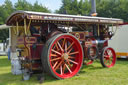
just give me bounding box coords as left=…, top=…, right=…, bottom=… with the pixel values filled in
left=68, top=48, right=73, bottom=54
left=104, top=51, right=108, bottom=56
left=109, top=59, right=111, bottom=64
left=68, top=59, right=78, bottom=65
left=51, top=54, right=57, bottom=57
left=67, top=42, right=74, bottom=51
left=67, top=60, right=72, bottom=68
left=50, top=57, right=61, bottom=62
left=69, top=51, right=79, bottom=56
left=104, top=59, right=108, bottom=64
left=63, top=64, right=66, bottom=74
left=62, top=38, right=66, bottom=48
left=60, top=65, right=63, bottom=75
left=109, top=51, right=113, bottom=57
left=106, top=50, right=111, bottom=56
left=65, top=40, right=68, bottom=52
left=53, top=61, right=58, bottom=69
left=104, top=54, right=108, bottom=57
left=55, top=43, right=59, bottom=51
left=69, top=56, right=75, bottom=59
left=65, top=64, right=72, bottom=73
left=55, top=61, right=63, bottom=71
left=104, top=55, right=108, bottom=58
left=57, top=41, right=64, bottom=52
left=110, top=57, right=113, bottom=61
left=108, top=50, right=111, bottom=54
left=52, top=49, right=61, bottom=55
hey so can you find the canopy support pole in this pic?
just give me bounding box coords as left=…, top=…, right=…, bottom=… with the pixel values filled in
left=98, top=24, right=100, bottom=36
left=112, top=24, right=114, bottom=32
left=16, top=21, right=19, bottom=35
left=27, top=19, right=31, bottom=34
left=24, top=19, right=27, bottom=35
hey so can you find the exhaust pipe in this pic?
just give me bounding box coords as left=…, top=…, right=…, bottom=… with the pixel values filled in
left=91, top=0, right=97, bottom=16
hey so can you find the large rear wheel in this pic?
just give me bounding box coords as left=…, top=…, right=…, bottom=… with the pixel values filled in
left=100, top=47, right=116, bottom=68
left=41, top=34, right=83, bottom=79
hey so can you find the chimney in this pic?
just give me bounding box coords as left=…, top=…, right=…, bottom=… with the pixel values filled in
left=91, top=0, right=97, bottom=16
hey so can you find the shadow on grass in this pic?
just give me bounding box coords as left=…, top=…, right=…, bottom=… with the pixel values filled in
left=116, top=59, right=128, bottom=65
left=1, top=56, right=128, bottom=85
left=0, top=57, right=11, bottom=67
left=0, top=57, right=59, bottom=85
left=80, top=64, right=103, bottom=74
left=88, top=66, right=103, bottom=70
left=0, top=72, right=59, bottom=85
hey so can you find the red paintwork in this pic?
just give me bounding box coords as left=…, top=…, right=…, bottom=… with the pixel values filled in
left=103, top=47, right=116, bottom=68
left=49, top=34, right=83, bottom=79
left=17, top=37, right=37, bottom=44
left=119, top=22, right=128, bottom=26
left=17, top=36, right=43, bottom=69
left=70, top=32, right=85, bottom=41
left=84, top=60, right=93, bottom=65
left=30, top=44, right=43, bottom=60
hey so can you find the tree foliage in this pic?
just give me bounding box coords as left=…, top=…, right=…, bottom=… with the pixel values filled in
left=56, top=0, right=91, bottom=15
left=96, top=0, right=128, bottom=22
left=0, top=0, right=50, bottom=41
left=1, top=0, right=128, bottom=41
left=57, top=0, right=128, bottom=22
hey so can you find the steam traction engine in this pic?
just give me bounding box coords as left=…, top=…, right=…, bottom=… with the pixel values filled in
left=6, top=11, right=123, bottom=80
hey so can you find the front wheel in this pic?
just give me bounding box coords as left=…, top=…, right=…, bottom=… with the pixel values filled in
left=41, top=33, right=83, bottom=79
left=100, top=47, right=116, bottom=68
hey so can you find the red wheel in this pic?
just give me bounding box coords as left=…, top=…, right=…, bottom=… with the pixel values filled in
left=41, top=34, right=83, bottom=79
left=100, top=47, right=116, bottom=68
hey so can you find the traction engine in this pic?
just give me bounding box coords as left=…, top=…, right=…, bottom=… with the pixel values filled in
left=6, top=11, right=122, bottom=80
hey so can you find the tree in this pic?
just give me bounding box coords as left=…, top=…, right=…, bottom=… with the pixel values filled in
left=0, top=0, right=14, bottom=41
left=15, top=0, right=33, bottom=10
left=56, top=0, right=91, bottom=15
left=57, top=0, right=128, bottom=22
left=96, top=0, right=128, bottom=22
left=32, top=1, right=50, bottom=12
left=81, top=0, right=91, bottom=15
left=0, top=0, right=14, bottom=24
left=0, top=0, right=50, bottom=42
left=14, top=0, right=50, bottom=12
left=56, top=0, right=72, bottom=14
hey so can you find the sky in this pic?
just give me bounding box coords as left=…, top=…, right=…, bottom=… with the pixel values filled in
left=0, top=0, right=63, bottom=12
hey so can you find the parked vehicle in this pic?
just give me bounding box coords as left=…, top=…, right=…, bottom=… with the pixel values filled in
left=109, top=23, right=128, bottom=59
left=6, top=10, right=123, bottom=80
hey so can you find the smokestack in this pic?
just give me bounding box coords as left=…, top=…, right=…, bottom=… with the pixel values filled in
left=91, top=0, right=97, bottom=16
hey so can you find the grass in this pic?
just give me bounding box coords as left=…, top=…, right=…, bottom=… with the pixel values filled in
left=0, top=56, right=128, bottom=85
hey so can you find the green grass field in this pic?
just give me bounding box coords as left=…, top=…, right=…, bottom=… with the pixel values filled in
left=0, top=56, right=128, bottom=85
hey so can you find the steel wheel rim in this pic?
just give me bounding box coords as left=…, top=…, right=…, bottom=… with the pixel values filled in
left=49, top=35, right=83, bottom=79
left=103, top=48, right=116, bottom=68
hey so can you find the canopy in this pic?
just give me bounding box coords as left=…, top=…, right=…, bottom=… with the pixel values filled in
left=6, top=10, right=123, bottom=26
left=0, top=24, right=11, bottom=30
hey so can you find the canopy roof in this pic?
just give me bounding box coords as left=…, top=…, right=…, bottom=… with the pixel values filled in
left=0, top=24, right=11, bottom=30
left=6, top=10, right=123, bottom=26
